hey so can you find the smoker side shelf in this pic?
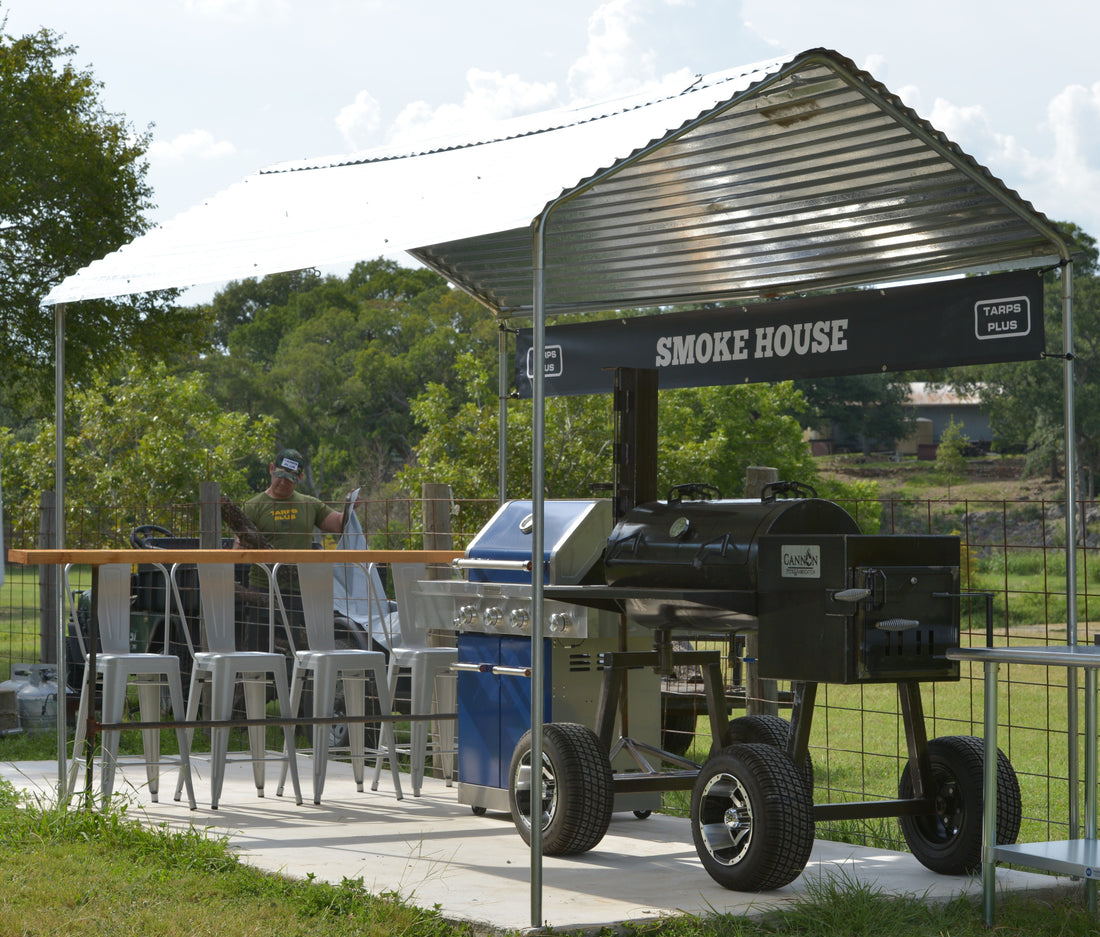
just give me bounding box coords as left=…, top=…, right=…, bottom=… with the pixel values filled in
left=992, top=839, right=1100, bottom=877
left=946, top=644, right=1100, bottom=926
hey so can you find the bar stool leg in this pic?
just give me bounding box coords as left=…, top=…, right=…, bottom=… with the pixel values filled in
left=136, top=675, right=162, bottom=801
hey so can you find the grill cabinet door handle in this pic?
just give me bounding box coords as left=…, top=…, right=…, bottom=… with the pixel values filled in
left=834, top=588, right=872, bottom=602
left=453, top=558, right=533, bottom=571
left=875, top=618, right=920, bottom=631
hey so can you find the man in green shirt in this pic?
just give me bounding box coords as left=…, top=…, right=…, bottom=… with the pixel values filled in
left=239, top=448, right=345, bottom=650
left=241, top=448, right=343, bottom=562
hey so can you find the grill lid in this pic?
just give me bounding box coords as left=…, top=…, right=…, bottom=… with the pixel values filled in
left=605, top=496, right=861, bottom=592
left=465, top=499, right=612, bottom=585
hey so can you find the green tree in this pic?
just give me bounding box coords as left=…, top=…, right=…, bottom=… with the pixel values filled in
left=196, top=260, right=497, bottom=497
left=398, top=354, right=614, bottom=532
left=205, top=269, right=322, bottom=351
left=0, top=24, right=204, bottom=413
left=399, top=356, right=864, bottom=533
left=658, top=382, right=820, bottom=497
left=0, top=358, right=276, bottom=546
left=935, top=417, right=970, bottom=493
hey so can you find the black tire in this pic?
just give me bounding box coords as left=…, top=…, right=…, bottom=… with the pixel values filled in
left=691, top=743, right=814, bottom=891
left=898, top=734, right=1021, bottom=875
left=722, top=714, right=814, bottom=796
left=509, top=722, right=614, bottom=856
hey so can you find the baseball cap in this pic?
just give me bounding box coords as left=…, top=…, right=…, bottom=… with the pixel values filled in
left=273, top=448, right=305, bottom=481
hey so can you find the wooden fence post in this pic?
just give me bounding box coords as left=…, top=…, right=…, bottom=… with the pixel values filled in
left=422, top=483, right=454, bottom=559
left=199, top=481, right=221, bottom=549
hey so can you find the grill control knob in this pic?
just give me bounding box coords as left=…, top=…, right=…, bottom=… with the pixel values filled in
left=485, top=606, right=505, bottom=629
left=456, top=605, right=481, bottom=628
left=510, top=607, right=531, bottom=629
left=549, top=612, right=573, bottom=634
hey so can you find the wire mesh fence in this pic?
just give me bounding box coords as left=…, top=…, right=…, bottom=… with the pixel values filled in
left=0, top=491, right=1094, bottom=850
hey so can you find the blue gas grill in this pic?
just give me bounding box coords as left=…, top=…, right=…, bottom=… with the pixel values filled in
left=416, top=499, right=660, bottom=815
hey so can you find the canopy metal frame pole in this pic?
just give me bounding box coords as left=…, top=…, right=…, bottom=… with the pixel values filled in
left=529, top=216, right=549, bottom=928
left=53, top=303, right=67, bottom=798
left=1061, top=260, right=1080, bottom=834
left=498, top=324, right=509, bottom=504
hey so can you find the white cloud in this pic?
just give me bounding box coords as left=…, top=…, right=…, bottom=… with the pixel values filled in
left=336, top=90, right=383, bottom=150
left=368, top=0, right=710, bottom=151
left=926, top=85, right=1100, bottom=231
left=384, top=68, right=560, bottom=147
left=182, top=0, right=291, bottom=21
left=148, top=129, right=237, bottom=163
left=567, top=0, right=653, bottom=101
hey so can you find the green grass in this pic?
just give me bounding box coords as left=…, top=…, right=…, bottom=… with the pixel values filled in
left=0, top=777, right=469, bottom=937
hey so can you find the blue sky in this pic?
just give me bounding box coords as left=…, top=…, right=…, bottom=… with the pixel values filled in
left=6, top=0, right=1100, bottom=289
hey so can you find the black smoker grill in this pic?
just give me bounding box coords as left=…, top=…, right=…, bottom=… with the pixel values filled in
left=542, top=484, right=1021, bottom=891
left=426, top=478, right=1022, bottom=891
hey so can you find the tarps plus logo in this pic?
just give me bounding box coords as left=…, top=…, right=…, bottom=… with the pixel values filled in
left=975, top=296, right=1030, bottom=340
left=526, top=345, right=563, bottom=378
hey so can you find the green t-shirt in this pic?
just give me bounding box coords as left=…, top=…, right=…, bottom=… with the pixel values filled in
left=242, top=490, right=335, bottom=588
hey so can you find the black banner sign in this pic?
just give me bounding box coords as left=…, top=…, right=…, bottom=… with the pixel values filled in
left=514, top=270, right=1044, bottom=397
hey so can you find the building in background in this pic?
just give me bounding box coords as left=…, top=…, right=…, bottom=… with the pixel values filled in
left=808, top=383, right=991, bottom=458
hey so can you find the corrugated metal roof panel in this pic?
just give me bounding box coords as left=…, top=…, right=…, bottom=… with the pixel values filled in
left=44, top=49, right=1065, bottom=309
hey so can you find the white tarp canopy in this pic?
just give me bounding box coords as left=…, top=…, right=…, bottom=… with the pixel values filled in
left=43, top=53, right=804, bottom=306
left=45, top=48, right=1067, bottom=313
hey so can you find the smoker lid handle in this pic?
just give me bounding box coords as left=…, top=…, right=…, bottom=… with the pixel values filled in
left=876, top=618, right=920, bottom=631
left=833, top=588, right=872, bottom=602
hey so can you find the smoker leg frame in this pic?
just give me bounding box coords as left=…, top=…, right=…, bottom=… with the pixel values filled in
left=594, top=647, right=728, bottom=793
left=791, top=678, right=939, bottom=822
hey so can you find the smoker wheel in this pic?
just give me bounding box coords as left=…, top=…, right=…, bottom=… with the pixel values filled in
left=897, top=735, right=1021, bottom=875
left=721, top=715, right=814, bottom=796
left=508, top=722, right=614, bottom=855
left=691, top=742, right=815, bottom=891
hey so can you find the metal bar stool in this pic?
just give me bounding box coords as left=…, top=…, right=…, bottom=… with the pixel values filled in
left=274, top=562, right=403, bottom=804
left=171, top=562, right=302, bottom=809
left=66, top=563, right=196, bottom=809
left=371, top=563, right=457, bottom=796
